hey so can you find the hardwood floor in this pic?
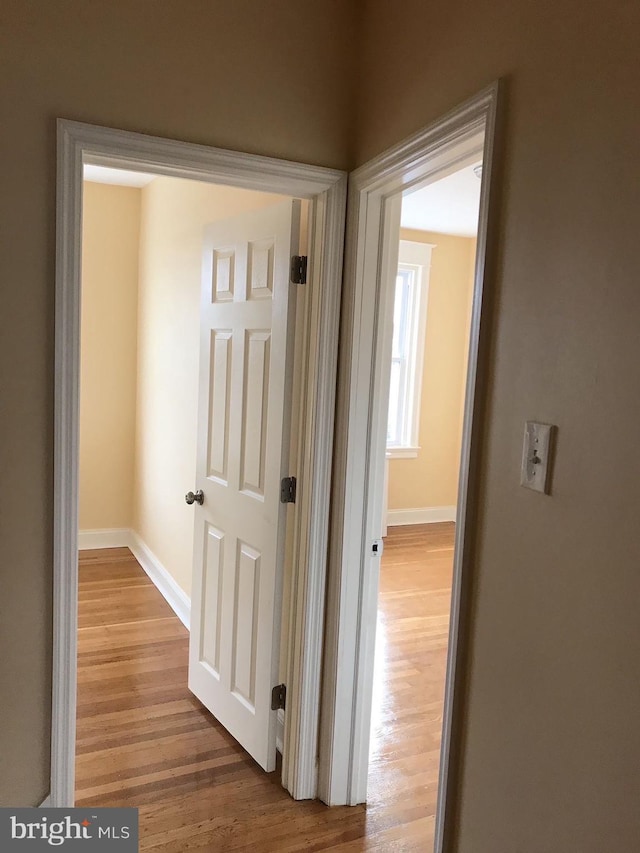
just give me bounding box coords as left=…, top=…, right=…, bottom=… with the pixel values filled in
left=76, top=523, right=454, bottom=851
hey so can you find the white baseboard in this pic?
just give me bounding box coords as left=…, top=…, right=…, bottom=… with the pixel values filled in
left=78, top=528, right=132, bottom=550
left=276, top=709, right=285, bottom=754
left=129, top=531, right=191, bottom=630
left=39, top=794, right=51, bottom=808
left=387, top=505, right=457, bottom=526
left=79, top=527, right=191, bottom=629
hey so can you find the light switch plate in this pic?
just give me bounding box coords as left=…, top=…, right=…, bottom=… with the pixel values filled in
left=520, top=421, right=554, bottom=494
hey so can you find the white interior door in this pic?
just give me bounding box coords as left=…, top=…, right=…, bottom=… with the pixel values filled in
left=188, top=200, right=301, bottom=772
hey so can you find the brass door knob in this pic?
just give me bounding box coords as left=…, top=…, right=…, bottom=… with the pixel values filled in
left=185, top=490, right=204, bottom=506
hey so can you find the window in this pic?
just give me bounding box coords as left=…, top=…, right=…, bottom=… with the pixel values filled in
left=386, top=240, right=433, bottom=458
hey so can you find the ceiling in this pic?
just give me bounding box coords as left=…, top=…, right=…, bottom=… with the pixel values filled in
left=83, top=162, right=482, bottom=238
left=83, top=164, right=156, bottom=187
left=401, top=161, right=482, bottom=238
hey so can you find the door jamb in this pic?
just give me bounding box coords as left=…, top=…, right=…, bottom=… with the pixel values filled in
left=317, top=82, right=500, bottom=849
left=53, top=119, right=346, bottom=807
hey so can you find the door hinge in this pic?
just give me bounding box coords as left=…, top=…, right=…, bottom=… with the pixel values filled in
left=280, top=476, right=297, bottom=504
left=290, top=255, right=307, bottom=285
left=271, top=683, right=286, bottom=711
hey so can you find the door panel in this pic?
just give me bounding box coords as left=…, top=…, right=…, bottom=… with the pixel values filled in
left=241, top=330, right=270, bottom=497
left=189, top=200, right=300, bottom=772
left=200, top=523, right=224, bottom=676
left=207, top=331, right=232, bottom=482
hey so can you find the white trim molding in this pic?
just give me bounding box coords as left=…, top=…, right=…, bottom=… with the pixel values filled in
left=53, top=120, right=346, bottom=808
left=385, top=446, right=420, bottom=459
left=318, top=80, right=501, bottom=853
left=129, top=532, right=191, bottom=630
left=77, top=528, right=190, bottom=627
left=77, top=528, right=132, bottom=550
left=39, top=795, right=51, bottom=808
left=387, top=506, right=456, bottom=526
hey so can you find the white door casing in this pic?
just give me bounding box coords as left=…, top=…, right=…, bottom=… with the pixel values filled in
left=376, top=196, right=402, bottom=541
left=318, top=82, right=500, bottom=849
left=189, top=201, right=300, bottom=772
left=53, top=118, right=347, bottom=808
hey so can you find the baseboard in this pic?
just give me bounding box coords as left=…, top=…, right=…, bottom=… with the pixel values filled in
left=276, top=709, right=285, bottom=754
left=129, top=531, right=191, bottom=630
left=39, top=794, right=51, bottom=808
left=78, top=528, right=132, bottom=550
left=387, top=505, right=457, bottom=526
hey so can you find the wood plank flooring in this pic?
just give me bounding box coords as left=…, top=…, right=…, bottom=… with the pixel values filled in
left=76, top=523, right=454, bottom=851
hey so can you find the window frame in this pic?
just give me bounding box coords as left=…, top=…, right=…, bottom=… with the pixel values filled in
left=386, top=239, right=434, bottom=459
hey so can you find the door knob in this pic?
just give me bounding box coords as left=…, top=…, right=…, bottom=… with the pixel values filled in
left=185, top=489, right=204, bottom=506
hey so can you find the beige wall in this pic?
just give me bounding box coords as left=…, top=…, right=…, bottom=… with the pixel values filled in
left=357, top=1, right=640, bottom=850
left=4, top=1, right=640, bottom=841
left=0, top=0, right=356, bottom=807
left=134, top=177, right=286, bottom=597
left=79, top=182, right=140, bottom=531
left=388, top=229, right=476, bottom=512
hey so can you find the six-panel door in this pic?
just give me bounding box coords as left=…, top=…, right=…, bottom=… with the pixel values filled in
left=188, top=200, right=300, bottom=771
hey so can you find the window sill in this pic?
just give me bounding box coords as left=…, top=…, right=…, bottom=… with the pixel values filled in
left=386, top=446, right=420, bottom=459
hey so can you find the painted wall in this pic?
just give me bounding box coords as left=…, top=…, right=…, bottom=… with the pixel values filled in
left=387, top=229, right=475, bottom=513
left=357, top=1, right=640, bottom=850
left=134, top=177, right=287, bottom=597
left=79, top=182, right=140, bottom=531
left=0, top=0, right=356, bottom=807
left=4, top=1, right=639, bottom=838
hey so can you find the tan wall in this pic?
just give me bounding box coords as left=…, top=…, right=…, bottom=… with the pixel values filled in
left=4, top=1, right=639, bottom=837
left=0, top=0, right=356, bottom=807
left=134, top=178, right=287, bottom=596
left=79, top=183, right=140, bottom=531
left=387, top=229, right=475, bottom=512
left=357, top=1, right=640, bottom=850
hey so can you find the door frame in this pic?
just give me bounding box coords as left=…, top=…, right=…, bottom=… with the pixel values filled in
left=318, top=82, right=500, bottom=848
left=52, top=119, right=346, bottom=807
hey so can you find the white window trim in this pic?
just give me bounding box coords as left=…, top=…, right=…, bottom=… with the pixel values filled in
left=385, top=239, right=434, bottom=455
left=386, top=446, right=420, bottom=459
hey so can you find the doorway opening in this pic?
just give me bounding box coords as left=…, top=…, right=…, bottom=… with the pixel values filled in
left=368, top=162, right=482, bottom=848
left=318, top=83, right=500, bottom=851
left=52, top=121, right=346, bottom=808
left=76, top=167, right=305, bottom=803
